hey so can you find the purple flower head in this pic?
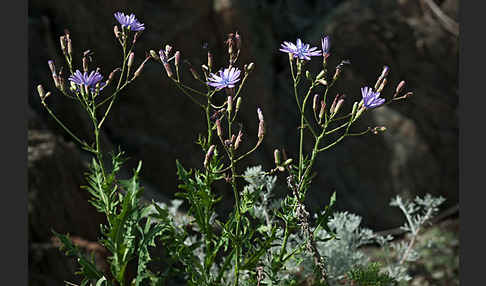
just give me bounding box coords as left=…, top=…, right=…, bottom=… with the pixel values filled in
left=69, top=70, right=106, bottom=91
left=207, top=67, right=241, bottom=90
left=114, top=12, right=145, bottom=31
left=361, top=86, right=385, bottom=109
left=321, top=36, right=330, bottom=57
left=279, top=38, right=321, bottom=60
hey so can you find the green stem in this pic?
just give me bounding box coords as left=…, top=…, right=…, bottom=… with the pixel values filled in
left=41, top=102, right=93, bottom=152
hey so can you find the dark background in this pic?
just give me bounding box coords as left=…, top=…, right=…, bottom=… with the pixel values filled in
left=28, top=0, right=458, bottom=285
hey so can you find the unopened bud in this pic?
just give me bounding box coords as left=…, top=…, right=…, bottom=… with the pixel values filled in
left=106, top=68, right=121, bottom=85
left=127, top=52, right=135, bottom=69
left=313, top=94, right=319, bottom=113
left=204, top=145, right=216, bottom=168
left=316, top=70, right=325, bottom=80
left=395, top=80, right=406, bottom=95
left=330, top=94, right=339, bottom=114
left=82, top=57, right=88, bottom=73
left=257, top=107, right=264, bottom=122
left=207, top=51, right=213, bottom=70
left=189, top=67, right=200, bottom=80
left=274, top=149, right=281, bottom=166
left=305, top=70, right=311, bottom=80
left=245, top=62, right=255, bottom=73
left=351, top=102, right=358, bottom=120
left=164, top=44, right=172, bottom=56
left=355, top=105, right=366, bottom=119
left=201, top=64, right=209, bottom=73
left=163, top=62, right=173, bottom=78
left=404, top=92, right=413, bottom=98
left=335, top=98, right=345, bottom=114
left=377, top=78, right=387, bottom=93
left=332, top=68, right=341, bottom=81
left=258, top=120, right=265, bottom=141
left=48, top=60, right=56, bottom=75
left=44, top=92, right=51, bottom=100
left=283, top=158, right=293, bottom=167
left=319, top=100, right=326, bottom=120
left=133, top=57, right=149, bottom=80
left=235, top=97, right=242, bottom=114
left=37, top=84, right=45, bottom=99
left=114, top=25, right=120, bottom=39
left=132, top=31, right=141, bottom=44
left=227, top=96, right=233, bottom=114
left=59, top=36, right=66, bottom=53
left=372, top=126, right=387, bottom=134
left=174, top=51, right=181, bottom=67
left=149, top=50, right=159, bottom=61
left=234, top=130, right=243, bottom=150
left=235, top=31, right=241, bottom=51
left=380, top=66, right=390, bottom=78
left=216, top=119, right=222, bottom=137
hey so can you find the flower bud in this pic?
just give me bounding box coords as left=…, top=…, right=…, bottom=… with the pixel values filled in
left=44, top=92, right=51, bottom=100
left=404, top=91, right=413, bottom=98
left=313, top=94, right=319, bottom=114
left=133, top=57, right=150, bottom=80
left=48, top=60, right=56, bottom=75
left=59, top=36, right=66, bottom=53
left=316, top=70, right=325, bottom=80
left=114, top=25, right=120, bottom=39
left=332, top=68, right=341, bottom=81
left=227, top=96, right=233, bottom=114
left=319, top=100, right=326, bottom=121
left=216, top=119, right=222, bottom=137
left=189, top=67, right=200, bottom=80
left=335, top=97, right=345, bottom=114
left=164, top=44, right=172, bottom=56
left=234, top=130, right=243, bottom=150
left=106, top=67, right=121, bottom=85
left=257, top=107, right=264, bottom=122
left=396, top=80, right=405, bottom=93
left=235, top=31, right=241, bottom=51
left=235, top=97, right=242, bottom=114
left=258, top=120, right=265, bottom=141
left=201, top=64, right=209, bottom=73
left=82, top=57, right=89, bottom=73
left=274, top=149, right=281, bottom=166
left=377, top=78, right=387, bottom=93
left=174, top=51, right=181, bottom=68
left=127, top=52, right=135, bottom=69
left=305, top=70, right=312, bottom=80
left=204, top=145, right=215, bottom=168
left=37, top=84, right=45, bottom=99
left=351, top=101, right=358, bottom=120
left=149, top=50, right=159, bottom=61
left=132, top=31, right=141, bottom=44
left=283, top=158, right=293, bottom=167
left=380, top=65, right=390, bottom=78
left=372, top=126, right=387, bottom=135
left=207, top=51, right=213, bottom=70
left=245, top=62, right=255, bottom=73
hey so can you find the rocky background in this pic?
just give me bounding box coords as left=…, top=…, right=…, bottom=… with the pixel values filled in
left=28, top=0, right=459, bottom=285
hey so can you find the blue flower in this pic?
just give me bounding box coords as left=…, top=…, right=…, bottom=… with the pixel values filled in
left=361, top=86, right=385, bottom=108
left=321, top=36, right=330, bottom=58
left=69, top=70, right=106, bottom=91
left=114, top=12, right=145, bottom=31
left=207, top=67, right=241, bottom=90
left=279, top=38, right=321, bottom=60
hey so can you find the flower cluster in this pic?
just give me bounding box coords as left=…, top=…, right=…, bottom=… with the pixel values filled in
left=114, top=12, right=145, bottom=31
left=207, top=67, right=241, bottom=90
left=68, top=70, right=106, bottom=91
left=279, top=38, right=321, bottom=60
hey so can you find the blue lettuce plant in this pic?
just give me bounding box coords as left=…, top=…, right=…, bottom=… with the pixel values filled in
left=36, top=11, right=443, bottom=286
